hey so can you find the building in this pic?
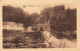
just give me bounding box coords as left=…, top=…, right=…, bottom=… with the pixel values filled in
left=3, top=21, right=24, bottom=31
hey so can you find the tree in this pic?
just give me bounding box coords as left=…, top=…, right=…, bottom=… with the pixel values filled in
left=66, top=8, right=76, bottom=30
left=30, top=13, right=40, bottom=25
left=3, top=6, right=28, bottom=23
left=40, top=5, right=76, bottom=32
left=3, top=6, right=40, bottom=29
left=40, top=8, right=50, bottom=23
left=65, top=8, right=76, bottom=35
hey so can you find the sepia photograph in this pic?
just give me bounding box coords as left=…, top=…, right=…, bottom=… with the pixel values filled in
left=2, top=2, right=77, bottom=48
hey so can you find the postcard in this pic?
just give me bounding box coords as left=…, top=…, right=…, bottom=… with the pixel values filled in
left=0, top=0, right=80, bottom=51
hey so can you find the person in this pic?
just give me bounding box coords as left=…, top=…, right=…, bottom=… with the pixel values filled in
left=15, top=37, right=19, bottom=48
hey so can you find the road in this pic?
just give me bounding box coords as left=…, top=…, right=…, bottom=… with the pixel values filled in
left=42, top=31, right=77, bottom=48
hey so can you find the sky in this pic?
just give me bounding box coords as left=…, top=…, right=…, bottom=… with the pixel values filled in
left=2, top=0, right=77, bottom=14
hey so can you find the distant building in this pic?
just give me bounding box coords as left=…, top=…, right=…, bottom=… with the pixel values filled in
left=3, top=21, right=24, bottom=31
left=32, top=22, right=50, bottom=31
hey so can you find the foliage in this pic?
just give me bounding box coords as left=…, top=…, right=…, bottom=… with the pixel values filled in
left=40, top=5, right=76, bottom=32
left=3, top=6, right=40, bottom=28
